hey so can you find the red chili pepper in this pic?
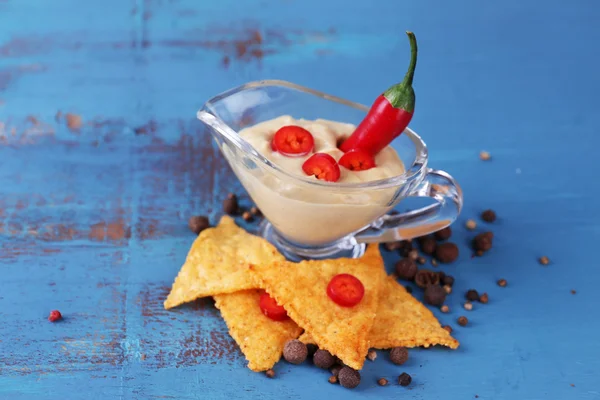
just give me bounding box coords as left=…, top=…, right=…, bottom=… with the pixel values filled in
left=338, top=149, right=376, bottom=171
left=259, top=292, right=288, bottom=321
left=271, top=125, right=315, bottom=157
left=340, top=31, right=418, bottom=156
left=327, top=274, right=365, bottom=307
left=302, top=153, right=341, bottom=182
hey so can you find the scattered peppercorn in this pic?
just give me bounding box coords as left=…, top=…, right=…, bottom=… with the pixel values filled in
left=367, top=349, right=377, bottom=362
left=419, top=236, right=437, bottom=255
left=479, top=150, right=491, bottom=161
left=265, top=369, right=275, bottom=378
left=442, top=275, right=455, bottom=287
left=389, top=347, right=409, bottom=365
left=330, top=364, right=343, bottom=377
left=437, top=270, right=446, bottom=281
left=188, top=215, right=210, bottom=235
left=435, top=242, right=459, bottom=263
left=497, top=279, right=507, bottom=287
left=377, top=378, right=388, bottom=386
left=539, top=256, right=550, bottom=265
left=414, top=269, right=440, bottom=288
left=242, top=211, right=253, bottom=222
left=283, top=339, right=307, bottom=364
left=463, top=302, right=473, bottom=311
left=479, top=293, right=489, bottom=304
left=473, top=232, right=493, bottom=252
left=395, top=259, right=418, bottom=281
left=417, top=256, right=426, bottom=265
left=313, top=349, right=336, bottom=369
left=408, top=249, right=419, bottom=260
left=466, top=219, right=477, bottom=230
left=424, top=285, right=447, bottom=306
left=398, top=372, right=412, bottom=387
left=338, top=367, right=361, bottom=389
left=442, top=325, right=453, bottom=334
left=434, top=227, right=452, bottom=241
left=458, top=316, right=468, bottom=326
left=481, top=209, right=496, bottom=222
left=48, top=310, right=62, bottom=322
left=441, top=305, right=449, bottom=313
left=443, top=284, right=452, bottom=294
left=250, top=206, right=262, bottom=216
left=466, top=289, right=480, bottom=302
left=223, top=193, right=239, bottom=215
left=571, top=290, right=577, bottom=295
left=328, top=375, right=338, bottom=384
left=306, top=343, right=318, bottom=357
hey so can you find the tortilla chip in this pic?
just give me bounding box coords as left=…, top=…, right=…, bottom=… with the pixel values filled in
left=214, top=290, right=303, bottom=372
left=298, top=332, right=316, bottom=345
left=368, top=276, right=459, bottom=349
left=300, top=276, right=459, bottom=350
left=164, top=216, right=285, bottom=309
left=249, top=244, right=384, bottom=370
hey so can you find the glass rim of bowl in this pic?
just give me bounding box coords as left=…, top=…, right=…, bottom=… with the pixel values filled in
left=197, top=79, right=429, bottom=191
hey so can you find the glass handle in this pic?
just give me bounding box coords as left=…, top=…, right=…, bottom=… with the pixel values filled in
left=355, top=169, right=463, bottom=243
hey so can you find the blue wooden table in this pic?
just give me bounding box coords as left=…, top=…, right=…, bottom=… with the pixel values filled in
left=1, top=0, right=600, bottom=398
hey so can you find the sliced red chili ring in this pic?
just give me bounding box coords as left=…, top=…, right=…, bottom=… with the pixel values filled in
left=271, top=125, right=314, bottom=157
left=338, top=149, right=376, bottom=171
left=301, top=153, right=341, bottom=182
left=326, top=274, right=365, bottom=307
left=259, top=292, right=288, bottom=321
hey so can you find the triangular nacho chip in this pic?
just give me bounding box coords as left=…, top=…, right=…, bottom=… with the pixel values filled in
left=369, top=276, right=459, bottom=349
left=214, top=290, right=302, bottom=372
left=164, top=216, right=284, bottom=309
left=300, top=276, right=459, bottom=350
left=249, top=244, right=384, bottom=370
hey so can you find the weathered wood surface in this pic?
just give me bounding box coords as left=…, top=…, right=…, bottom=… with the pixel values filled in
left=1, top=0, right=599, bottom=398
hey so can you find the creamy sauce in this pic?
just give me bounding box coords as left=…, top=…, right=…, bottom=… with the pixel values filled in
left=239, top=115, right=405, bottom=183
left=227, top=116, right=406, bottom=245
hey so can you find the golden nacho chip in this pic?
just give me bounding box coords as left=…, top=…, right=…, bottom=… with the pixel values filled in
left=164, top=216, right=284, bottom=309
left=369, top=276, right=459, bottom=349
left=249, top=244, right=384, bottom=370
left=214, top=290, right=303, bottom=372
left=300, top=276, right=459, bottom=350
left=298, top=332, right=316, bottom=345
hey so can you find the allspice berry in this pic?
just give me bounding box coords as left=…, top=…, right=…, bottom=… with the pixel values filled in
left=338, top=367, right=361, bottom=389
left=223, top=193, right=239, bottom=215
left=424, top=285, right=446, bottom=306
left=395, top=258, right=417, bottom=281
left=389, top=347, right=409, bottom=365
left=283, top=339, right=307, bottom=364
left=473, top=232, right=493, bottom=252
left=398, top=372, right=412, bottom=386
left=465, top=289, right=480, bottom=302
left=419, top=236, right=437, bottom=255
left=188, top=215, right=210, bottom=234
left=434, top=227, right=452, bottom=241
left=313, top=349, right=336, bottom=369
left=435, top=242, right=459, bottom=263
left=481, top=209, right=496, bottom=222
